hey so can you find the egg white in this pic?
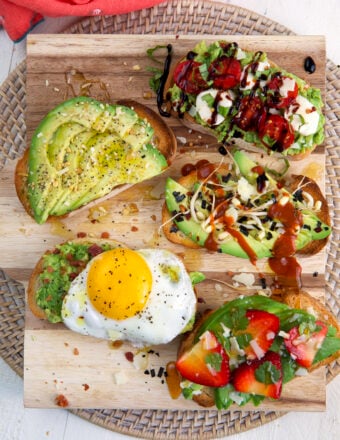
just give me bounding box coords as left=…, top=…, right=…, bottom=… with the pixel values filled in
left=61, top=248, right=197, bottom=346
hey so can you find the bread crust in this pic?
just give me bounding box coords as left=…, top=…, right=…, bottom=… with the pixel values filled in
left=161, top=167, right=330, bottom=257
left=27, top=238, right=123, bottom=321
left=15, top=100, right=177, bottom=223
left=177, top=291, right=340, bottom=408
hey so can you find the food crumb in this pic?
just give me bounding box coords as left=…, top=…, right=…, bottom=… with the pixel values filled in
left=82, top=383, right=90, bottom=391
left=55, top=394, right=69, bottom=407
left=73, top=348, right=79, bottom=355
left=132, top=64, right=141, bottom=71
left=131, top=226, right=139, bottom=232
left=113, top=371, right=129, bottom=385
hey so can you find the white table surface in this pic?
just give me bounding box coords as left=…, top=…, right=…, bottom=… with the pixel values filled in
left=0, top=1, right=339, bottom=439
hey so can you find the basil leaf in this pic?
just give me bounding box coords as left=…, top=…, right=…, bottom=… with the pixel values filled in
left=255, top=361, right=281, bottom=385
left=205, top=352, right=223, bottom=372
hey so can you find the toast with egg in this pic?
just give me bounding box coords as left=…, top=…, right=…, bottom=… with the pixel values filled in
left=162, top=150, right=331, bottom=260
left=15, top=97, right=177, bottom=224
left=27, top=238, right=199, bottom=346
left=162, top=40, right=324, bottom=159
left=175, top=292, right=340, bottom=408
left=27, top=237, right=123, bottom=322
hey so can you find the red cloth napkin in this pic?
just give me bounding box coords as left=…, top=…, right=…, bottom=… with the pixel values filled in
left=0, top=0, right=167, bottom=42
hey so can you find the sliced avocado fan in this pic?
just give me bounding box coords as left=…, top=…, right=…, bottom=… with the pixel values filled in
left=28, top=96, right=168, bottom=224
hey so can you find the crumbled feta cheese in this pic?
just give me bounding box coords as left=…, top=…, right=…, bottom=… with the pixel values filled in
left=232, top=272, right=256, bottom=287
left=237, top=176, right=258, bottom=202
left=113, top=371, right=129, bottom=385
left=249, top=339, right=265, bottom=359
left=132, top=351, right=149, bottom=370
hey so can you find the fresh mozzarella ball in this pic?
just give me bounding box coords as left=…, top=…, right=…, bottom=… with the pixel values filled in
left=285, top=95, right=320, bottom=136
left=279, top=77, right=296, bottom=97
left=62, top=248, right=197, bottom=346
left=240, top=61, right=271, bottom=91
left=196, top=89, right=233, bottom=126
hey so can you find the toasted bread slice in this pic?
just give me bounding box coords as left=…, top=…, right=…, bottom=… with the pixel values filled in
left=15, top=99, right=177, bottom=223
left=27, top=238, right=122, bottom=321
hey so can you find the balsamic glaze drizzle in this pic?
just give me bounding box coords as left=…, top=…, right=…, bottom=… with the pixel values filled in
left=156, top=44, right=173, bottom=117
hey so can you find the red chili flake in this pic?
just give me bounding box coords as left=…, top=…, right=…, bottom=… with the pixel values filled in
left=47, top=266, right=54, bottom=273
left=77, top=232, right=87, bottom=238
left=125, top=351, right=134, bottom=362
left=101, top=231, right=110, bottom=239
left=55, top=394, right=69, bottom=407
left=73, top=348, right=79, bottom=355
left=131, top=226, right=139, bottom=232
left=82, top=383, right=90, bottom=391
left=150, top=215, right=157, bottom=222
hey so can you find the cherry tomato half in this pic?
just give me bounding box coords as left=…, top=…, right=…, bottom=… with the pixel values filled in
left=259, top=114, right=295, bottom=151
left=267, top=74, right=298, bottom=108
left=232, top=96, right=266, bottom=132
left=208, top=56, right=242, bottom=89
left=173, top=60, right=208, bottom=95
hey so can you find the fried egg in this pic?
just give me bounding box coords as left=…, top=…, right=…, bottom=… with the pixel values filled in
left=61, top=248, right=197, bottom=346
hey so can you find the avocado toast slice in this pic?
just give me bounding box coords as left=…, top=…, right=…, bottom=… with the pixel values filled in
left=15, top=96, right=177, bottom=224
left=162, top=150, right=331, bottom=260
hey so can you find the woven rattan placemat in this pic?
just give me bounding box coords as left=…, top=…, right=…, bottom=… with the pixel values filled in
left=0, top=1, right=339, bottom=438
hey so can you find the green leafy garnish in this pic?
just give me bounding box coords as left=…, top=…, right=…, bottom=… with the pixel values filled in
left=189, top=271, right=206, bottom=285
left=205, top=353, right=222, bottom=372
left=255, top=361, right=281, bottom=385
left=146, top=45, right=169, bottom=63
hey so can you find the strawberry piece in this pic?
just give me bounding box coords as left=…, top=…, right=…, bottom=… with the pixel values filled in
left=236, top=309, right=280, bottom=360
left=176, top=330, right=230, bottom=387
left=284, top=320, right=328, bottom=368
left=232, top=351, right=283, bottom=399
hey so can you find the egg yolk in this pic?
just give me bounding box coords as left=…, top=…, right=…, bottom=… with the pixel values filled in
left=87, top=248, right=152, bottom=320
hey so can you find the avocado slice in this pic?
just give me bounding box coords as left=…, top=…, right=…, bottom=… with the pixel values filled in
left=27, top=97, right=167, bottom=223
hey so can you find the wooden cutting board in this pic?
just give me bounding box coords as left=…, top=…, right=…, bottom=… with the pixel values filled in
left=0, top=34, right=328, bottom=410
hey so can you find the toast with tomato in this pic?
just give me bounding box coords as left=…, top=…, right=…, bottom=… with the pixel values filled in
left=163, top=40, right=324, bottom=159
left=162, top=150, right=331, bottom=262
left=175, top=292, right=340, bottom=408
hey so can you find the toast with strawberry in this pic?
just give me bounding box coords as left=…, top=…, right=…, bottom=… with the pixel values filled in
left=175, top=292, right=340, bottom=409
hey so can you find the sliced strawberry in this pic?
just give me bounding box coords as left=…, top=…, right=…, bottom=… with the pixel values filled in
left=176, top=330, right=230, bottom=387
left=232, top=351, right=282, bottom=399
left=284, top=320, right=328, bottom=368
left=235, top=309, right=280, bottom=360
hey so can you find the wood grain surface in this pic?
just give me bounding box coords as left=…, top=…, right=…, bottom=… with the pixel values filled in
left=0, top=34, right=328, bottom=409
